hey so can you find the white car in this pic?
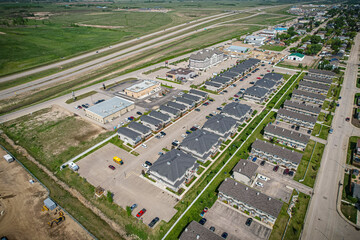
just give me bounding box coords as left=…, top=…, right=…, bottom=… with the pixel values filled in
left=181, top=134, right=187, bottom=138
left=141, top=143, right=147, bottom=148
left=255, top=182, right=263, bottom=187
left=173, top=139, right=180, bottom=144
left=178, top=92, right=184, bottom=95
left=258, top=175, right=268, bottom=181
left=142, top=163, right=149, bottom=169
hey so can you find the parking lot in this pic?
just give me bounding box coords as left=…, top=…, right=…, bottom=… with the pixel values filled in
left=252, top=174, right=293, bottom=203
left=274, top=121, right=312, bottom=136
left=203, top=201, right=272, bottom=240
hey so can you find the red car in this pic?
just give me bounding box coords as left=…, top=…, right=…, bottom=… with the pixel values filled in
left=257, top=77, right=261, bottom=79
left=273, top=165, right=279, bottom=172
left=267, top=70, right=271, bottom=72
left=234, top=94, right=239, bottom=98
left=108, top=165, right=115, bottom=170
left=136, top=208, right=146, bottom=218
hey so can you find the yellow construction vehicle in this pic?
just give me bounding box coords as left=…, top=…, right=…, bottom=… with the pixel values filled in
left=113, top=156, right=123, bottom=165
left=41, top=205, right=49, bottom=212
left=48, top=216, right=65, bottom=227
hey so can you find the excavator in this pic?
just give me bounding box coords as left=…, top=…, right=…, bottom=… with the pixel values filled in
left=48, top=211, right=65, bottom=227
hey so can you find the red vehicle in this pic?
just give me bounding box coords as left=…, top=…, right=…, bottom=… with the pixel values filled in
left=257, top=77, right=261, bottom=79
left=203, top=207, right=209, bottom=212
left=108, top=165, right=115, bottom=170
left=234, top=94, right=239, bottom=98
left=283, top=169, right=290, bottom=175
left=130, top=116, right=135, bottom=120
left=273, top=165, right=279, bottom=172
left=136, top=208, right=146, bottom=218
left=267, top=70, right=271, bottom=72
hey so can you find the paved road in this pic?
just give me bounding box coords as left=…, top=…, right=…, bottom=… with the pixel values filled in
left=302, top=33, right=360, bottom=240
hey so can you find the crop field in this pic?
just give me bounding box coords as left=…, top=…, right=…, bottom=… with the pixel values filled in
left=230, top=13, right=295, bottom=25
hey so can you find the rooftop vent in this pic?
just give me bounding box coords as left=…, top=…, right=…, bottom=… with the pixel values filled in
left=268, top=197, right=271, bottom=201
left=177, top=153, right=180, bottom=157
left=196, top=235, right=200, bottom=240
left=256, top=192, right=260, bottom=195
left=235, top=182, right=238, bottom=185
left=195, top=138, right=199, bottom=141
left=167, top=162, right=171, bottom=165
left=245, top=187, right=248, bottom=190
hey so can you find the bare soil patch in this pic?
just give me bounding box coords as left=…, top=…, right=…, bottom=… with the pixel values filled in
left=76, top=23, right=125, bottom=29
left=0, top=148, right=92, bottom=240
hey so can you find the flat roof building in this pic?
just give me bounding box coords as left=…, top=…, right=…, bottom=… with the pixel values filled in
left=166, top=68, right=195, bottom=81
left=226, top=45, right=249, bottom=53
left=124, top=80, right=161, bottom=99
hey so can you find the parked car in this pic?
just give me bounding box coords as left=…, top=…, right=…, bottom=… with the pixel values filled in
left=258, top=175, right=268, bottom=181
left=255, top=182, right=263, bottom=187
left=295, top=126, right=300, bottom=131
left=142, top=163, right=149, bottom=169
left=252, top=157, right=257, bottom=162
left=148, top=217, right=159, bottom=228
left=158, top=152, right=164, bottom=156
left=209, top=226, right=215, bottom=232
left=209, top=114, right=214, bottom=117
left=273, top=165, right=279, bottom=172
left=267, top=70, right=271, bottom=72
left=77, top=105, right=82, bottom=109
left=81, top=104, right=88, bottom=108
left=141, top=143, right=147, bottom=148
left=249, top=81, right=255, bottom=84
left=160, top=131, right=166, bottom=136
left=345, top=117, right=350, bottom=122
left=234, top=94, right=239, bottom=98
left=190, top=126, right=198, bottom=131
left=223, top=90, right=228, bottom=93
left=145, top=161, right=152, bottom=166
left=203, top=102, right=209, bottom=106
left=195, top=108, right=201, bottom=112
left=130, top=204, right=137, bottom=211
left=291, top=125, right=295, bottom=129
left=209, top=99, right=214, bottom=102
left=257, top=77, right=261, bottom=79
left=136, top=111, right=143, bottom=115
left=307, top=130, right=312, bottom=134
left=217, top=107, right=223, bottom=111
left=260, top=160, right=266, bottom=166
left=289, top=171, right=294, bottom=177
left=186, top=130, right=191, bottom=134
left=136, top=209, right=146, bottom=218
left=108, top=165, right=115, bottom=170
left=245, top=218, right=253, bottom=226
left=221, top=232, right=228, bottom=239
left=199, top=218, right=207, bottom=225
left=283, top=169, right=290, bottom=175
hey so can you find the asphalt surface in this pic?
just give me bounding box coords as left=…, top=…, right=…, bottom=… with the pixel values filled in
left=302, top=33, right=360, bottom=240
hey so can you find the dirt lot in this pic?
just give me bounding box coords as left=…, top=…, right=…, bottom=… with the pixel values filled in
left=0, top=148, right=92, bottom=240
left=283, top=55, right=316, bottom=67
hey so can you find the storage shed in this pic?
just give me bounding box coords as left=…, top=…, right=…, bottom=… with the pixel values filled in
left=44, top=198, right=57, bottom=211
left=3, top=154, right=14, bottom=163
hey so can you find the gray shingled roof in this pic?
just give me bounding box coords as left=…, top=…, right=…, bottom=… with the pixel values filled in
left=189, top=48, right=223, bottom=61
left=211, top=76, right=231, bottom=85
left=159, top=105, right=180, bottom=116
left=175, top=97, right=195, bottom=106
left=221, top=102, right=252, bottom=119
left=181, top=129, right=220, bottom=157
left=283, top=100, right=321, bottom=115
left=220, top=71, right=239, bottom=79
left=292, top=89, right=326, bottom=101
left=218, top=178, right=283, bottom=218
left=277, top=108, right=317, bottom=124
left=309, top=69, right=336, bottom=77
left=117, top=127, right=142, bottom=141
left=230, top=66, right=246, bottom=74
left=202, top=114, right=238, bottom=135
left=303, top=75, right=332, bottom=85
left=179, top=221, right=223, bottom=240
left=149, top=111, right=171, bottom=122
left=352, top=183, right=360, bottom=200
left=252, top=139, right=303, bottom=164
left=244, top=86, right=269, bottom=98
left=263, top=73, right=283, bottom=82
left=189, top=89, right=208, bottom=98
left=128, top=122, right=152, bottom=135
left=182, top=93, right=201, bottom=102
left=298, top=80, right=330, bottom=91
left=232, top=159, right=258, bottom=179
left=264, top=124, right=310, bottom=144
left=167, top=101, right=187, bottom=111
left=205, top=81, right=222, bottom=88
left=140, top=115, right=162, bottom=126
left=149, top=149, right=198, bottom=182
left=255, top=78, right=277, bottom=89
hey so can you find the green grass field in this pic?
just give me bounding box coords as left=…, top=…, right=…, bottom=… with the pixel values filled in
left=312, top=123, right=330, bottom=140
left=260, top=45, right=287, bottom=51
left=346, top=136, right=360, bottom=165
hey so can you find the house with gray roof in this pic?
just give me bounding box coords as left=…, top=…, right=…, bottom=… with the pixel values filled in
left=117, top=127, right=142, bottom=146
left=221, top=102, right=252, bottom=123
left=232, top=159, right=258, bottom=185
left=220, top=70, right=239, bottom=80
left=189, top=48, right=225, bottom=70
left=149, top=111, right=171, bottom=125
left=159, top=105, right=180, bottom=118
left=243, top=86, right=270, bottom=103
left=175, top=97, right=195, bottom=109
left=140, top=115, right=163, bottom=131
left=211, top=76, right=231, bottom=86
left=189, top=89, right=208, bottom=100
left=302, top=75, right=333, bottom=85
left=255, top=78, right=278, bottom=91
left=251, top=139, right=303, bottom=169
left=148, top=149, right=198, bottom=192
left=308, top=69, right=336, bottom=80
left=182, top=93, right=201, bottom=103
left=180, top=129, right=221, bottom=162
left=179, top=221, right=223, bottom=240
left=277, top=108, right=316, bottom=129
left=204, top=81, right=222, bottom=92
left=291, top=89, right=326, bottom=105
left=283, top=100, right=321, bottom=117
left=167, top=101, right=187, bottom=112
left=352, top=183, right=360, bottom=201
left=127, top=122, right=152, bottom=138
left=263, top=73, right=283, bottom=82
left=202, top=114, right=239, bottom=140
left=298, top=80, right=330, bottom=95
left=218, top=178, right=283, bottom=225
left=230, top=66, right=246, bottom=75
left=264, top=124, right=310, bottom=150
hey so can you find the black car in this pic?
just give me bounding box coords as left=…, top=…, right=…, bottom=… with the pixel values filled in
left=195, top=108, right=201, bottom=112
left=249, top=82, right=255, bottom=84
left=136, top=111, right=143, bottom=115
left=245, top=218, right=253, bottom=226
left=209, top=226, right=215, bottom=232
left=289, top=171, right=294, bottom=176
left=221, top=232, right=228, bottom=239
left=199, top=218, right=207, bottom=225
left=148, top=217, right=159, bottom=228
left=295, top=126, right=300, bottom=131
left=260, top=160, right=266, bottom=166
left=190, top=127, right=198, bottom=131
left=223, top=90, right=228, bottom=93
left=209, top=99, right=214, bottom=102
left=172, top=142, right=178, bottom=147
left=145, top=161, right=152, bottom=166
left=160, top=131, right=166, bottom=136
left=307, top=130, right=311, bottom=134
left=291, top=125, right=295, bottom=129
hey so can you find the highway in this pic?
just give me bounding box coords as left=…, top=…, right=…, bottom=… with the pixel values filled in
left=302, top=33, right=360, bottom=240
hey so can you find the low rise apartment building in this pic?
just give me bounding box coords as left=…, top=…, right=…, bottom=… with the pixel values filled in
left=308, top=69, right=336, bottom=80
left=189, top=89, right=208, bottom=100
left=264, top=124, right=310, bottom=150
left=202, top=114, right=238, bottom=140
left=221, top=102, right=252, bottom=123
left=283, top=100, right=321, bottom=117
left=140, top=115, right=163, bottom=131
left=302, top=75, right=333, bottom=85
left=232, top=159, right=258, bottom=186
left=291, top=89, right=326, bottom=105
left=298, top=80, right=330, bottom=95
left=189, top=48, right=225, bottom=70
left=117, top=127, right=142, bottom=146
left=251, top=139, right=303, bottom=169
left=218, top=178, right=283, bottom=226
left=243, top=86, right=270, bottom=103
left=159, top=105, right=180, bottom=119
left=277, top=108, right=317, bottom=129
left=148, top=111, right=171, bottom=125
left=127, top=122, right=152, bottom=139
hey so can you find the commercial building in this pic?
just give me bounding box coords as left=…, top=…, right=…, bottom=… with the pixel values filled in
left=308, top=69, right=336, bottom=80
left=226, top=45, right=249, bottom=53
left=189, top=48, right=225, bottom=70
left=302, top=75, right=333, bottom=85
left=149, top=111, right=171, bottom=125
left=124, top=80, right=161, bottom=99
left=179, top=221, right=223, bottom=240
left=264, top=124, right=310, bottom=150
left=218, top=178, right=283, bottom=225
left=166, top=68, right=195, bottom=81
left=251, top=139, right=303, bottom=169
left=148, top=149, right=198, bottom=192
left=232, top=159, right=258, bottom=185
left=291, top=89, right=326, bottom=105
left=202, top=114, right=238, bottom=140
left=140, top=115, right=163, bottom=131
left=180, top=129, right=221, bottom=162
left=283, top=100, right=321, bottom=117
left=244, top=35, right=266, bottom=46
left=243, top=86, right=269, bottom=103
left=287, top=53, right=305, bottom=61
left=276, top=108, right=317, bottom=129
left=128, top=122, right=152, bottom=139
left=259, top=29, right=276, bottom=37
left=298, top=80, right=330, bottom=95
left=221, top=102, right=252, bottom=123
left=85, top=97, right=135, bottom=124
left=117, top=127, right=142, bottom=146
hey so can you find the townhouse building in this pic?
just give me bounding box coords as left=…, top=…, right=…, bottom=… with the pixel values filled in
left=298, top=80, right=330, bottom=95
left=291, top=89, right=326, bottom=105
left=148, top=111, right=171, bottom=125
left=159, top=105, right=180, bottom=119
left=221, top=102, right=252, bottom=123
left=302, top=75, right=333, bottom=85
left=283, top=100, right=321, bottom=117
left=243, top=86, right=270, bottom=103
left=117, top=127, right=142, bottom=146
left=277, top=108, right=317, bottom=129
left=127, top=121, right=152, bottom=139
left=140, top=115, right=163, bottom=131
left=202, top=114, right=239, bottom=140
left=189, top=89, right=208, bottom=100
left=232, top=159, right=258, bottom=186
left=308, top=69, right=336, bottom=80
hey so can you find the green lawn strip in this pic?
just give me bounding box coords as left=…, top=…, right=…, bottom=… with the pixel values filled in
left=276, top=62, right=305, bottom=70
left=268, top=202, right=290, bottom=240
left=342, top=174, right=358, bottom=203
left=65, top=91, right=98, bottom=104
left=197, top=167, right=205, bottom=175
left=317, top=112, right=334, bottom=126
left=260, top=45, right=286, bottom=51
left=156, top=77, right=181, bottom=84
left=293, top=140, right=316, bottom=181
left=346, top=136, right=360, bottom=165
left=284, top=192, right=311, bottom=240
left=301, top=142, right=325, bottom=188
left=0, top=138, right=122, bottom=240
left=108, top=137, right=132, bottom=152
left=311, top=123, right=330, bottom=140
left=161, top=84, right=174, bottom=89
left=341, top=203, right=357, bottom=224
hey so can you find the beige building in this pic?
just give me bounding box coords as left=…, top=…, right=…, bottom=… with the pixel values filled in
left=85, top=97, right=134, bottom=124
left=124, top=80, right=161, bottom=99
